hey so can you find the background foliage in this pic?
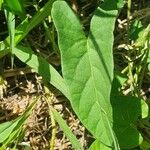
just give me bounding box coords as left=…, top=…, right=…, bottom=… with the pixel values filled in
left=0, top=0, right=150, bottom=149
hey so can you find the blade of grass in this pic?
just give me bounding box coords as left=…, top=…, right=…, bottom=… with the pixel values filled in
left=5, top=0, right=57, bottom=46
left=3, top=0, right=25, bottom=19
left=13, top=45, right=70, bottom=99
left=0, top=96, right=39, bottom=145
left=1, top=0, right=57, bottom=58
left=89, top=140, right=111, bottom=150
left=0, top=0, right=3, bottom=10
left=4, top=9, right=15, bottom=68
left=44, top=86, right=57, bottom=150
left=51, top=108, right=83, bottom=150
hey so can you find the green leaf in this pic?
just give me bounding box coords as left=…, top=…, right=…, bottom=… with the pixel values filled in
left=0, top=41, right=10, bottom=59
left=89, top=140, right=111, bottom=150
left=0, top=97, right=38, bottom=145
left=1, top=0, right=58, bottom=59
left=141, top=100, right=149, bottom=118
left=3, top=125, right=21, bottom=145
left=0, top=41, right=11, bottom=62
left=147, top=50, right=150, bottom=72
left=5, top=9, right=15, bottom=68
left=134, top=24, right=150, bottom=48
left=13, top=0, right=56, bottom=44
left=0, top=97, right=37, bottom=145
left=52, top=1, right=122, bottom=148
left=0, top=119, right=19, bottom=143
left=140, top=140, right=150, bottom=150
left=3, top=0, right=25, bottom=18
left=6, top=98, right=37, bottom=145
left=4, top=0, right=56, bottom=47
left=52, top=108, right=83, bottom=150
left=111, top=95, right=143, bottom=149
left=0, top=0, right=3, bottom=10
left=128, top=20, right=144, bottom=41
left=5, top=10, right=15, bottom=52
left=13, top=45, right=69, bottom=99
left=111, top=76, right=148, bottom=149
left=113, top=73, right=148, bottom=118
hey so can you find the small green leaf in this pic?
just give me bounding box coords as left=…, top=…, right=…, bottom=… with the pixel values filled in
left=89, top=140, right=111, bottom=150
left=134, top=24, right=150, bottom=48
left=140, top=140, right=150, bottom=150
left=0, top=97, right=38, bottom=145
left=0, top=0, right=3, bottom=10
left=141, top=100, right=149, bottom=118
left=129, top=20, right=144, bottom=41
left=147, top=44, right=150, bottom=72
left=0, top=47, right=10, bottom=59
left=111, top=95, right=143, bottom=149
left=0, top=119, right=19, bottom=143
left=1, top=0, right=59, bottom=59
left=52, top=108, right=83, bottom=150
left=0, top=41, right=10, bottom=59
left=4, top=0, right=56, bottom=47
left=3, top=0, right=25, bottom=18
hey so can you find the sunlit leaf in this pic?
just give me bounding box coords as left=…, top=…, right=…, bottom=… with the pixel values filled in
left=52, top=1, right=122, bottom=147
left=0, top=0, right=3, bottom=10
left=89, top=140, right=111, bottom=150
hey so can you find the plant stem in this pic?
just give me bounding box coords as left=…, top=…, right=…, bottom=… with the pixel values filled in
left=127, top=0, right=131, bottom=20
left=127, top=0, right=136, bottom=94
left=49, top=108, right=56, bottom=150
left=4, top=9, right=15, bottom=69
left=44, top=86, right=56, bottom=150
left=138, top=42, right=150, bottom=91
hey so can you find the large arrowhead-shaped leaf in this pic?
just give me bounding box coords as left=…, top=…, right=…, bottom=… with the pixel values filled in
left=52, top=1, right=121, bottom=147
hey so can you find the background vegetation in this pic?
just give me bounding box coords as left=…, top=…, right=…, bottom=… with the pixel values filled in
left=0, top=0, right=149, bottom=149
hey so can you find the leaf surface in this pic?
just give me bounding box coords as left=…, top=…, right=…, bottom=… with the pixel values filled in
left=0, top=97, right=38, bottom=144
left=1, top=0, right=57, bottom=58
left=0, top=0, right=3, bottom=10
left=52, top=1, right=121, bottom=147
left=111, top=76, right=147, bottom=149
left=3, top=0, right=25, bottom=18
left=0, top=120, right=19, bottom=143
left=89, top=140, right=111, bottom=150
left=111, top=95, right=143, bottom=149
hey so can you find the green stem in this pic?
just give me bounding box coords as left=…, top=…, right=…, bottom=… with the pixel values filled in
left=127, top=0, right=136, bottom=94
left=127, top=0, right=131, bottom=20
left=4, top=9, right=15, bottom=69
left=138, top=42, right=150, bottom=91
left=49, top=108, right=56, bottom=150
left=44, top=86, right=56, bottom=150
